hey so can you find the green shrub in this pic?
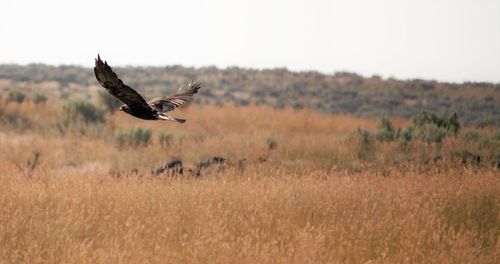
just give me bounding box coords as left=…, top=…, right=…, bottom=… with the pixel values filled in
left=33, top=93, right=48, bottom=104
left=399, top=126, right=414, bottom=146
left=61, top=100, right=105, bottom=124
left=158, top=132, right=174, bottom=148
left=417, top=124, right=448, bottom=144
left=115, top=128, right=152, bottom=148
left=355, top=128, right=375, bottom=160
left=266, top=137, right=278, bottom=150
left=6, top=89, right=26, bottom=104
left=356, top=128, right=373, bottom=146
left=412, top=111, right=460, bottom=137
left=375, top=117, right=398, bottom=142
left=59, top=100, right=105, bottom=133
left=354, top=111, right=463, bottom=148
left=409, top=111, right=460, bottom=144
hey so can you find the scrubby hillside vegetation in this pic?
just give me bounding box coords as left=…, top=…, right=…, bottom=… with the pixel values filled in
left=1, top=63, right=499, bottom=126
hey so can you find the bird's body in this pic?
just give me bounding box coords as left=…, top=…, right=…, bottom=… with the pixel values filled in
left=119, top=105, right=159, bottom=120
left=94, top=55, right=201, bottom=123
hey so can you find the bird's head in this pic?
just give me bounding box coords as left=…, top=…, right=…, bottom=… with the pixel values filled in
left=119, top=105, right=130, bottom=113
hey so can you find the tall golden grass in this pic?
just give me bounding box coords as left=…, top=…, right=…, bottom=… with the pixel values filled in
left=0, top=102, right=499, bottom=263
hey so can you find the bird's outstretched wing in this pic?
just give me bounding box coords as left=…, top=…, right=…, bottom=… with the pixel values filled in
left=148, top=81, right=201, bottom=113
left=94, top=54, right=150, bottom=111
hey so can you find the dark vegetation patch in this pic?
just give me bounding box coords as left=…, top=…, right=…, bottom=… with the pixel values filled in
left=352, top=111, right=500, bottom=171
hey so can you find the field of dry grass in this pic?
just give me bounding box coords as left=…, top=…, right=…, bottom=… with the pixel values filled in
left=0, top=102, right=499, bottom=263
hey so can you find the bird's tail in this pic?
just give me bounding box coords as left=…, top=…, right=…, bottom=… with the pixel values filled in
left=158, top=113, right=186, bottom=123
left=172, top=117, right=186, bottom=123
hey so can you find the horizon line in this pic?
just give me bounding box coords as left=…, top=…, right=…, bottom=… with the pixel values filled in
left=1, top=61, right=498, bottom=85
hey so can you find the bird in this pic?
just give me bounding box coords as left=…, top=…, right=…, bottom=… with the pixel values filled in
left=94, top=54, right=201, bottom=123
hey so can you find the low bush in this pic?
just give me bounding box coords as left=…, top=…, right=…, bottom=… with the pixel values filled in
left=6, top=89, right=26, bottom=104
left=158, top=132, right=174, bottom=148
left=361, top=111, right=461, bottom=146
left=59, top=99, right=105, bottom=134
left=33, top=93, right=48, bottom=104
left=115, top=127, right=152, bottom=148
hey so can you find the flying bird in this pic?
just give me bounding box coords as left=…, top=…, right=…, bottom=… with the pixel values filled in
left=94, top=54, right=201, bottom=123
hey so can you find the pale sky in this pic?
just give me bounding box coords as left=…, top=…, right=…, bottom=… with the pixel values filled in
left=1, top=0, right=499, bottom=83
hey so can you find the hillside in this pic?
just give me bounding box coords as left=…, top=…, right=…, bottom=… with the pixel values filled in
left=0, top=64, right=499, bottom=126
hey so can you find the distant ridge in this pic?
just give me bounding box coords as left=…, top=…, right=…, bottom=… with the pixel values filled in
left=0, top=64, right=499, bottom=127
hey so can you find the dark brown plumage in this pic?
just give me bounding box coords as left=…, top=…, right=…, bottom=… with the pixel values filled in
left=94, top=54, right=201, bottom=123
